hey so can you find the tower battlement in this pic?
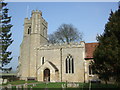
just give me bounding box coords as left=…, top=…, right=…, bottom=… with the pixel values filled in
left=32, top=10, right=42, bottom=16
left=23, top=10, right=48, bottom=44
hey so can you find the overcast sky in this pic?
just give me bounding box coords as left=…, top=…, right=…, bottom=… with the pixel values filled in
left=3, top=2, right=119, bottom=71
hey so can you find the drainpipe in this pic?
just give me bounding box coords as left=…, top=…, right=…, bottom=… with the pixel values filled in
left=60, top=48, right=62, bottom=82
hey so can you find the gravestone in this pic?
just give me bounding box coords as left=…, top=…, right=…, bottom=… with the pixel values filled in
left=16, top=85, right=22, bottom=90
left=0, top=78, right=3, bottom=84
left=7, top=84, right=12, bottom=90
left=3, top=79, right=7, bottom=84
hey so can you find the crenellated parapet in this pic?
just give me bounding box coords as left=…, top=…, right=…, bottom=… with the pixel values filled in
left=37, top=41, right=85, bottom=50
left=32, top=10, right=42, bottom=16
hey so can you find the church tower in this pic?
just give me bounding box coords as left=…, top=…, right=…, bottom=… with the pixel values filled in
left=18, top=10, right=48, bottom=80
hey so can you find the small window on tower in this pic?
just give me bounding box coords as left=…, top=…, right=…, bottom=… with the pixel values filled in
left=41, top=57, right=45, bottom=65
left=28, top=26, right=31, bottom=34
left=43, top=27, right=45, bottom=36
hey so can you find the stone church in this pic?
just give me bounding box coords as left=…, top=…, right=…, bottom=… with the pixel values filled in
left=18, top=10, right=98, bottom=82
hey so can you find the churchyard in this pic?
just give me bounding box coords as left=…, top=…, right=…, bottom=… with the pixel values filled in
left=0, top=80, right=120, bottom=89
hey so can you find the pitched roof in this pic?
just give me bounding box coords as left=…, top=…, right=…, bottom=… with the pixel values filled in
left=48, top=61, right=58, bottom=72
left=85, top=43, right=99, bottom=59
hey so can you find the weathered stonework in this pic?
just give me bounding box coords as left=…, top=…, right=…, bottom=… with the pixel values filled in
left=18, top=10, right=97, bottom=82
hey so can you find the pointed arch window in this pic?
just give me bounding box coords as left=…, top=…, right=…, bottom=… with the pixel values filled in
left=89, top=64, right=92, bottom=75
left=65, top=54, right=74, bottom=74
left=89, top=62, right=95, bottom=75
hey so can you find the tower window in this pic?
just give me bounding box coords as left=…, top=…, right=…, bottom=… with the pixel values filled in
left=41, top=57, right=45, bottom=65
left=65, top=54, right=74, bottom=74
left=28, top=26, right=31, bottom=34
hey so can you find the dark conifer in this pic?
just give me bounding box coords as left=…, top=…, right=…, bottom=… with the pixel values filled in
left=93, top=4, right=120, bottom=84
left=0, top=1, right=13, bottom=69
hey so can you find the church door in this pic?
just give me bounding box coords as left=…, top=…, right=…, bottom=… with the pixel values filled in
left=44, top=68, right=50, bottom=82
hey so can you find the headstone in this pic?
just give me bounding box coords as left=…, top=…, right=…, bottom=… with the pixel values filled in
left=7, top=84, right=12, bottom=90
left=23, top=83, right=28, bottom=88
left=62, top=84, right=64, bottom=88
left=0, top=87, right=2, bottom=90
left=23, top=85, right=27, bottom=90
left=0, top=78, right=3, bottom=84
left=30, top=86, right=32, bottom=90
left=16, top=85, right=19, bottom=90
left=3, top=79, right=7, bottom=84
left=19, top=85, right=22, bottom=90
left=33, top=84, right=36, bottom=87
left=16, top=85, right=22, bottom=90
left=66, top=82, right=79, bottom=88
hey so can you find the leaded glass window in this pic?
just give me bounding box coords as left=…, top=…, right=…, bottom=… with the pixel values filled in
left=65, top=54, right=74, bottom=74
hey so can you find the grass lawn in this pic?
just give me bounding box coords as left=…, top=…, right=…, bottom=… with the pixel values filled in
left=29, top=82, right=120, bottom=89
left=32, top=82, right=65, bottom=88
left=8, top=80, right=38, bottom=85
left=1, top=80, right=120, bottom=89
left=1, top=80, right=38, bottom=86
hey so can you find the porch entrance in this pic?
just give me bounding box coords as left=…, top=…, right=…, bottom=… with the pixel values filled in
left=44, top=68, right=50, bottom=82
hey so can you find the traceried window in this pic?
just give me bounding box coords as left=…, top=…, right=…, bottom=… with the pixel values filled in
left=41, top=57, right=45, bottom=65
left=65, top=54, right=74, bottom=74
left=89, top=64, right=92, bottom=75
left=89, top=63, right=95, bottom=75
left=28, top=26, right=31, bottom=34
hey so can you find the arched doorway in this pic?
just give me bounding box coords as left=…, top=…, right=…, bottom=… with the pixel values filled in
left=44, top=68, right=50, bottom=82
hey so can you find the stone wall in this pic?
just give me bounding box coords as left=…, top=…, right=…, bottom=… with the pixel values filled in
left=36, top=41, right=85, bottom=82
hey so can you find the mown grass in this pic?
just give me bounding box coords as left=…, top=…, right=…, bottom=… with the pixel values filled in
left=8, top=80, right=38, bottom=85
left=32, top=82, right=119, bottom=89
left=1, top=80, right=120, bottom=89
left=33, top=82, right=65, bottom=88
left=1, top=80, right=38, bottom=86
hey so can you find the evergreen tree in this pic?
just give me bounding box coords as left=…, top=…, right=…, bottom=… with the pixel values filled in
left=93, top=5, right=120, bottom=84
left=0, top=1, right=13, bottom=69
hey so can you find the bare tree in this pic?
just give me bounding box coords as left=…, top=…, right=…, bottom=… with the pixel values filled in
left=48, top=24, right=83, bottom=44
left=48, top=34, right=58, bottom=44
